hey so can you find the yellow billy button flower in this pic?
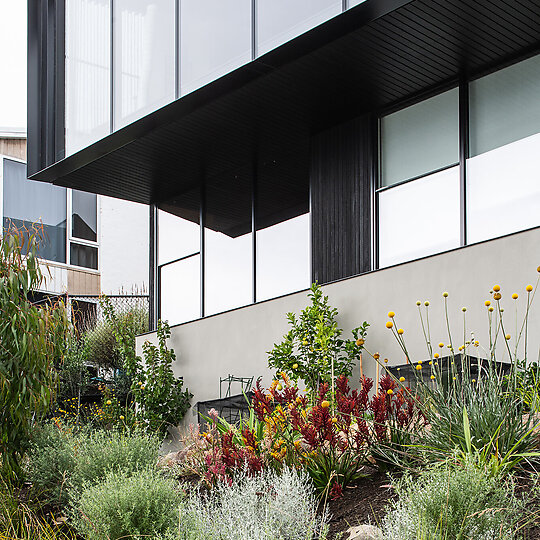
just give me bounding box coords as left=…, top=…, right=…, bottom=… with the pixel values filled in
left=485, top=300, right=491, bottom=307
left=119, top=415, right=125, bottom=420
left=356, top=338, right=365, bottom=346
left=488, top=306, right=494, bottom=312
left=512, top=293, right=518, bottom=300
left=472, top=379, right=476, bottom=383
left=399, top=376, right=405, bottom=382
left=458, top=346, right=463, bottom=351
left=505, top=334, right=511, bottom=340
left=384, top=358, right=389, bottom=364
left=453, top=377, right=457, bottom=380
left=526, top=285, right=533, bottom=292
left=493, top=284, right=501, bottom=292
left=106, top=400, right=112, bottom=405
left=462, top=307, right=467, bottom=312
left=416, top=364, right=422, bottom=371
left=493, top=293, right=502, bottom=300
left=443, top=292, right=449, bottom=298
left=387, top=389, right=393, bottom=395
left=418, top=360, right=423, bottom=365
left=431, top=375, right=436, bottom=380
left=424, top=301, right=430, bottom=307
left=416, top=301, right=421, bottom=306
left=276, top=384, right=283, bottom=391
left=397, top=328, right=404, bottom=335
left=321, top=400, right=330, bottom=409
left=331, top=417, right=338, bottom=423
left=302, top=339, right=308, bottom=346
left=429, top=361, right=433, bottom=366
left=388, top=311, right=395, bottom=318
left=434, top=353, right=439, bottom=359
left=538, top=266, right=540, bottom=273
left=374, top=353, right=380, bottom=360
left=386, top=321, right=393, bottom=329
left=438, top=343, right=444, bottom=348
left=292, top=363, right=298, bottom=369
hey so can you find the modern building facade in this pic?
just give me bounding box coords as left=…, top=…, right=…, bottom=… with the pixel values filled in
left=28, top=0, right=540, bottom=415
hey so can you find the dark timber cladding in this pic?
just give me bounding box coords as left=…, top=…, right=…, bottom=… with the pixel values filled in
left=311, top=116, right=373, bottom=284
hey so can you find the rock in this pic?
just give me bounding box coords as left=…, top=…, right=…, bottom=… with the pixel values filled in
left=346, top=524, right=383, bottom=540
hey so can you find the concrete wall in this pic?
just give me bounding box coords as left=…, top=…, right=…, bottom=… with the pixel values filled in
left=136, top=227, right=540, bottom=424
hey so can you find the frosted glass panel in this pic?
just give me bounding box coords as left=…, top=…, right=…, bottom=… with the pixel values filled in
left=469, top=54, right=540, bottom=157
left=65, top=0, right=111, bottom=155
left=378, top=167, right=460, bottom=267
left=257, top=0, right=342, bottom=56
left=380, top=88, right=459, bottom=187
left=180, top=0, right=252, bottom=96
left=114, top=0, right=176, bottom=129
left=466, top=133, right=540, bottom=244
left=256, top=214, right=310, bottom=302
left=160, top=255, right=201, bottom=325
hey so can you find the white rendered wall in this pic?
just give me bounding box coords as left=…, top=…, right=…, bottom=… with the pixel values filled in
left=137, top=227, right=540, bottom=425
left=99, top=195, right=149, bottom=294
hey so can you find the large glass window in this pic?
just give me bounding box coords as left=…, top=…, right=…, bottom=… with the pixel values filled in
left=72, top=190, right=97, bottom=242
left=257, top=0, right=342, bottom=57
left=378, top=167, right=460, bottom=267
left=114, top=0, right=176, bottom=129
left=378, top=88, right=460, bottom=267
left=467, top=55, right=540, bottom=243
left=65, top=0, right=111, bottom=155
left=205, top=170, right=252, bottom=315
left=2, top=159, right=67, bottom=263
left=256, top=160, right=310, bottom=301
left=380, top=88, right=459, bottom=188
left=158, top=189, right=201, bottom=325
left=180, top=0, right=252, bottom=96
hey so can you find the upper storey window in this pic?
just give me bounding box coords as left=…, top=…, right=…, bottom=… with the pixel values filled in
left=65, top=0, right=111, bottom=155
left=180, top=0, right=252, bottom=96
left=378, top=89, right=461, bottom=268
left=114, top=0, right=176, bottom=128
left=467, top=55, right=540, bottom=244
left=257, top=0, right=342, bottom=56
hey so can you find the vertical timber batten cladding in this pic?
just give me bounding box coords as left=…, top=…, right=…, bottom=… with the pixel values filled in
left=310, top=115, right=374, bottom=284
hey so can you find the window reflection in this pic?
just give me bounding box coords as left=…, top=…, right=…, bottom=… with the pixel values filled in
left=378, top=167, right=460, bottom=268
left=180, top=0, right=252, bottom=96
left=257, top=0, right=342, bottom=56
left=70, top=242, right=98, bottom=270
left=3, top=159, right=67, bottom=263
left=65, top=0, right=111, bottom=155
left=72, top=190, right=97, bottom=242
left=114, top=0, right=176, bottom=128
left=380, top=88, right=459, bottom=188
left=205, top=170, right=252, bottom=315
left=160, top=255, right=201, bottom=325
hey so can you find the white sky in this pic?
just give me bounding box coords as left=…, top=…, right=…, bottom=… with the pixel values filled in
left=0, top=1, right=27, bottom=130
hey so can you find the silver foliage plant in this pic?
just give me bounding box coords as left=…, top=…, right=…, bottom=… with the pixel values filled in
left=176, top=467, right=329, bottom=540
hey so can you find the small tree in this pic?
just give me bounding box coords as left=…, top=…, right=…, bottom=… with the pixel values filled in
left=268, top=283, right=369, bottom=397
left=0, top=228, right=69, bottom=479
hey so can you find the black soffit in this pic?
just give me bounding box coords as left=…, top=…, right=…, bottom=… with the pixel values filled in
left=30, top=0, right=540, bottom=208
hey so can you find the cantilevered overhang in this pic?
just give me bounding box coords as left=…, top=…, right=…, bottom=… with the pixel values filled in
left=30, top=0, right=540, bottom=206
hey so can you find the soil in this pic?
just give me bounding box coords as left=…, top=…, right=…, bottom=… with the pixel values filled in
left=325, top=469, right=397, bottom=539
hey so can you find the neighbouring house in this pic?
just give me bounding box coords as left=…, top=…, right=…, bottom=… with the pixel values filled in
left=0, top=131, right=149, bottom=325
left=27, top=0, right=540, bottom=423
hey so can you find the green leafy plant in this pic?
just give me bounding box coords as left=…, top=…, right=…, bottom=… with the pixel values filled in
left=0, top=228, right=69, bottom=480
left=73, top=468, right=180, bottom=540
left=382, top=457, right=526, bottom=539
left=268, top=282, right=368, bottom=397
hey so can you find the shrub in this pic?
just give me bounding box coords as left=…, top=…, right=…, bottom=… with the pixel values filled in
left=382, top=457, right=525, bottom=539
left=73, top=468, right=179, bottom=540
left=27, top=423, right=160, bottom=503
left=0, top=228, right=69, bottom=480
left=268, top=282, right=369, bottom=397
left=177, top=467, right=329, bottom=540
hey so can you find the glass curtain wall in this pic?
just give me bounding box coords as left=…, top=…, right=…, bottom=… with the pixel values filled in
left=180, top=0, right=252, bottom=96
left=2, top=159, right=67, bottom=263
left=158, top=189, right=201, bottom=325
left=65, top=0, right=111, bottom=155
left=378, top=88, right=460, bottom=267
left=114, top=0, right=176, bottom=128
left=256, top=0, right=342, bottom=56
left=467, top=55, right=540, bottom=243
